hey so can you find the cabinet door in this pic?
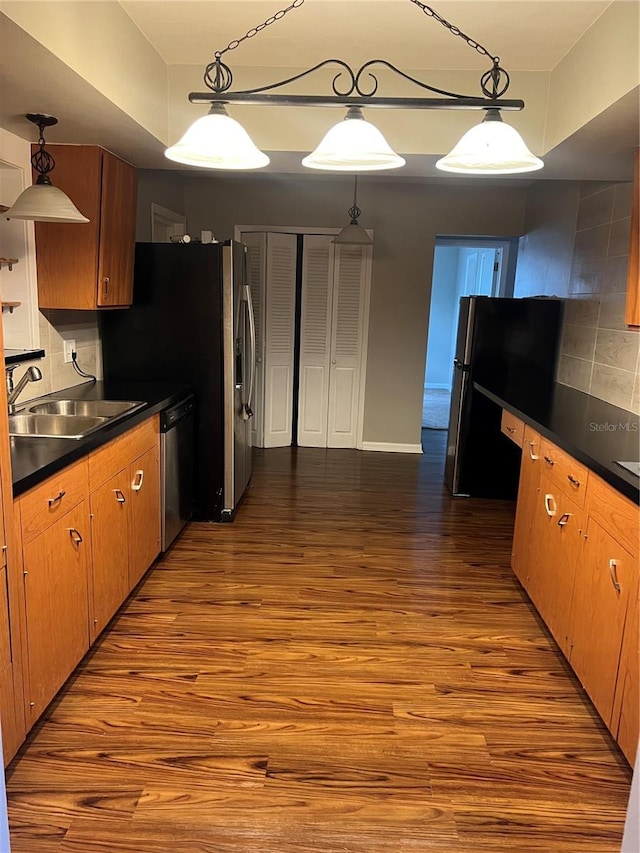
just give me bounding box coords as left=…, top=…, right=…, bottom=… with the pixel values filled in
left=613, top=587, right=638, bottom=764
left=568, top=517, right=634, bottom=729
left=128, top=446, right=161, bottom=590
left=89, top=470, right=130, bottom=640
left=23, top=502, right=90, bottom=723
left=511, top=427, right=540, bottom=587
left=97, top=149, right=137, bottom=307
left=527, top=480, right=584, bottom=655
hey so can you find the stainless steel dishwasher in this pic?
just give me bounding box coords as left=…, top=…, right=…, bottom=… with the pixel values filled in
left=160, top=394, right=196, bottom=551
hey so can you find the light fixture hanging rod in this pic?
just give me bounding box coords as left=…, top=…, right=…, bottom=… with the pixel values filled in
left=188, top=94, right=524, bottom=111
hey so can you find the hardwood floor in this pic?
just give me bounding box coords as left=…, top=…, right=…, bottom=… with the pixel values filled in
left=5, top=432, right=632, bottom=852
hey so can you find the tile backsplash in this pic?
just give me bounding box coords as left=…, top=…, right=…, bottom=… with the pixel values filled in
left=557, top=181, right=639, bottom=414
left=20, top=310, right=103, bottom=402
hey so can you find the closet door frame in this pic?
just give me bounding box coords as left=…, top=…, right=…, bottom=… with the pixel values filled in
left=235, top=224, right=372, bottom=450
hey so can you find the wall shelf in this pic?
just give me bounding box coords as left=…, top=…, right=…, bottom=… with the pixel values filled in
left=1, top=302, right=21, bottom=314
left=0, top=258, right=19, bottom=272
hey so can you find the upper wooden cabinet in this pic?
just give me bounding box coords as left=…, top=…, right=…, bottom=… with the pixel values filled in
left=33, top=145, right=137, bottom=310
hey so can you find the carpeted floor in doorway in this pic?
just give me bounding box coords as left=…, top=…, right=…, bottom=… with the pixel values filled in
left=422, top=388, right=451, bottom=430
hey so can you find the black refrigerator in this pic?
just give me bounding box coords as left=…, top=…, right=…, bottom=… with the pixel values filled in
left=444, top=296, right=563, bottom=498
left=101, top=241, right=256, bottom=522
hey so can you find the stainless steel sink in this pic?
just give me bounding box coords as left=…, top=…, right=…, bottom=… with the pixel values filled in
left=28, top=399, right=144, bottom=418
left=8, top=413, right=109, bottom=439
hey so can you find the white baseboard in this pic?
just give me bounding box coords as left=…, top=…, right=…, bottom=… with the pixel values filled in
left=360, top=442, right=423, bottom=454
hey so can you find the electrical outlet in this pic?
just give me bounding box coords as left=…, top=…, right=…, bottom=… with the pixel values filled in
left=63, top=339, right=75, bottom=364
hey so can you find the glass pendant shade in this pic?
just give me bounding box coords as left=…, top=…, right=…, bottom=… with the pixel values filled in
left=165, top=103, right=269, bottom=170
left=303, top=106, right=405, bottom=172
left=332, top=222, right=373, bottom=245
left=5, top=176, right=89, bottom=223
left=436, top=109, right=543, bottom=175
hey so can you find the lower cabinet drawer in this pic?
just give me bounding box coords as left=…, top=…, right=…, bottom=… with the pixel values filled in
left=89, top=416, right=159, bottom=492
left=539, top=438, right=589, bottom=507
left=18, top=458, right=89, bottom=546
left=501, top=409, right=525, bottom=447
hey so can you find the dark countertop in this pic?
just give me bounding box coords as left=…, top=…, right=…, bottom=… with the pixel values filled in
left=475, top=381, right=639, bottom=504
left=11, top=380, right=192, bottom=497
left=5, top=348, right=45, bottom=365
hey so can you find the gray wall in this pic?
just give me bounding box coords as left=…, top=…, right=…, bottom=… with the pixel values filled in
left=514, top=178, right=639, bottom=413
left=135, top=171, right=186, bottom=242
left=171, top=172, right=527, bottom=446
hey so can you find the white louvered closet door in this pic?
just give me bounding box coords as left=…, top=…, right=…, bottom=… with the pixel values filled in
left=298, top=236, right=335, bottom=447
left=327, top=244, right=370, bottom=448
left=263, top=233, right=297, bottom=447
left=241, top=232, right=267, bottom=447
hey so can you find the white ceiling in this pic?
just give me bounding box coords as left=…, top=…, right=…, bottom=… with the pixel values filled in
left=120, top=0, right=611, bottom=71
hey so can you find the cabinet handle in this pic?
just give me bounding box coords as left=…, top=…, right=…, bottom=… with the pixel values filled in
left=544, top=494, right=557, bottom=517
left=48, top=490, right=66, bottom=507
left=543, top=455, right=555, bottom=466
left=557, top=512, right=571, bottom=527
left=567, top=474, right=581, bottom=488
left=132, top=470, right=144, bottom=492
left=68, top=528, right=83, bottom=545
left=506, top=426, right=516, bottom=434
left=114, top=489, right=126, bottom=504
left=609, top=559, right=621, bottom=593
left=103, top=277, right=110, bottom=300
left=528, top=441, right=539, bottom=461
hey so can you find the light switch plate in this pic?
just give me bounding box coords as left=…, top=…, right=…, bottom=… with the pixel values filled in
left=63, top=339, right=75, bottom=364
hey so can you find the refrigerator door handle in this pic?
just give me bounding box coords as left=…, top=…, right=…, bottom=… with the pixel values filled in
left=243, top=283, right=256, bottom=420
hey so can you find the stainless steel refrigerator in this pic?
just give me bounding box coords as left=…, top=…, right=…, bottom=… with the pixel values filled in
left=101, top=240, right=256, bottom=522
left=444, top=296, right=562, bottom=498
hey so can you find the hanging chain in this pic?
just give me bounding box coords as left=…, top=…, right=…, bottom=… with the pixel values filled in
left=30, top=121, right=55, bottom=176
left=408, top=0, right=500, bottom=64
left=215, top=0, right=305, bottom=58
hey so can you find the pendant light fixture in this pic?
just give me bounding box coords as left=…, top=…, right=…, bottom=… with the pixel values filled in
left=435, top=109, right=544, bottom=175
left=303, top=107, right=405, bottom=172
left=4, top=114, right=89, bottom=223
left=165, top=103, right=269, bottom=169
left=333, top=176, right=373, bottom=245
left=177, top=0, right=543, bottom=176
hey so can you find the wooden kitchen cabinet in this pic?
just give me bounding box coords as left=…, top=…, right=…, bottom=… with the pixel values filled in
left=34, top=144, right=137, bottom=310
left=526, top=476, right=584, bottom=657
left=128, top=445, right=161, bottom=589
left=613, top=588, right=639, bottom=765
left=511, top=425, right=541, bottom=586
left=22, top=501, right=90, bottom=724
left=568, top=516, right=635, bottom=730
left=89, top=470, right=130, bottom=640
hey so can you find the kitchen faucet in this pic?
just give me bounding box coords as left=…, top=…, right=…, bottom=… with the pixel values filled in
left=6, top=365, right=42, bottom=414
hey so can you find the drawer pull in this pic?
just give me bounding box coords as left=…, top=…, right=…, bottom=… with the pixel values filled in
left=567, top=474, right=581, bottom=488
left=544, top=494, right=557, bottom=517
left=68, top=528, right=83, bottom=545
left=528, top=441, right=539, bottom=461
left=114, top=489, right=126, bottom=504
left=506, top=426, right=516, bottom=434
left=609, top=559, right=621, bottom=593
left=132, top=470, right=144, bottom=492
left=557, top=512, right=571, bottom=527
left=543, top=455, right=555, bottom=466
left=48, top=490, right=66, bottom=507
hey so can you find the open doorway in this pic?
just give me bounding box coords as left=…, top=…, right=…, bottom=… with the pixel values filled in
left=423, top=236, right=517, bottom=429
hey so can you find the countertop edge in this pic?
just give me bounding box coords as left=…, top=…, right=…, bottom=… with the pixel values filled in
left=475, top=382, right=639, bottom=505
left=11, top=381, right=193, bottom=498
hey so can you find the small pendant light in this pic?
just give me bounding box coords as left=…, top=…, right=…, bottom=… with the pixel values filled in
left=4, top=114, right=90, bottom=223
left=303, top=106, right=405, bottom=172
left=332, top=176, right=373, bottom=245
left=436, top=108, right=543, bottom=175
left=165, top=103, right=270, bottom=170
